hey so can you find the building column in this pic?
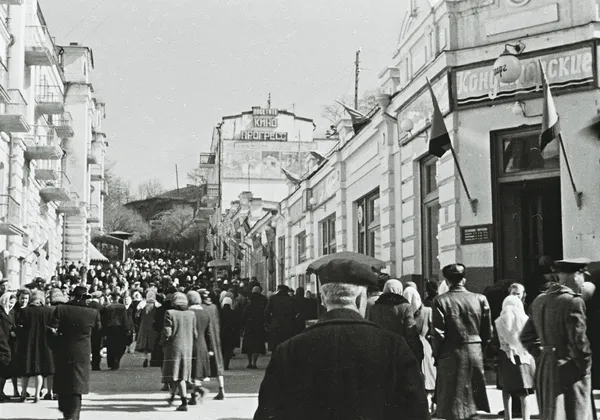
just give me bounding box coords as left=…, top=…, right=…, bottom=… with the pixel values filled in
left=379, top=124, right=397, bottom=274
left=399, top=141, right=418, bottom=279
left=334, top=158, right=347, bottom=252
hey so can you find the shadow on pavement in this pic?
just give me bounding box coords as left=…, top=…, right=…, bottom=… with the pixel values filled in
left=81, top=403, right=159, bottom=413
left=217, top=418, right=252, bottom=420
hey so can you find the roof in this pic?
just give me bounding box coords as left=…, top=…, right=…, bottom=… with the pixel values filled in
left=89, top=242, right=109, bottom=263
left=125, top=185, right=205, bottom=207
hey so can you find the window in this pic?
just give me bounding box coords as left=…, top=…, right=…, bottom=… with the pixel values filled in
left=421, top=157, right=440, bottom=281
left=320, top=214, right=336, bottom=256
left=296, top=231, right=307, bottom=264
left=277, top=236, right=285, bottom=283
left=501, top=131, right=559, bottom=175
left=356, top=190, right=381, bottom=258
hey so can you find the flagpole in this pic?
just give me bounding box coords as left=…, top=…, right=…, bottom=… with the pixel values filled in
left=449, top=146, right=478, bottom=215
left=558, top=133, right=583, bottom=208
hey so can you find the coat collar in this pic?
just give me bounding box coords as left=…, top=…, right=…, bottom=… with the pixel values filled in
left=448, top=285, right=468, bottom=292
left=306, top=308, right=380, bottom=332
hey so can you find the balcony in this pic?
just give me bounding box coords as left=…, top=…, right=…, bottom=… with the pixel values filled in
left=87, top=148, right=98, bottom=164
left=40, top=171, right=70, bottom=202
left=25, top=25, right=55, bottom=66
left=87, top=204, right=100, bottom=223
left=53, top=112, right=74, bottom=138
left=205, top=183, right=220, bottom=205
left=35, top=168, right=60, bottom=181
left=0, top=90, right=29, bottom=133
left=35, top=84, right=64, bottom=114
left=90, top=164, right=104, bottom=181
left=0, top=60, right=10, bottom=104
left=199, top=153, right=216, bottom=168
left=100, top=180, right=107, bottom=196
left=0, top=195, right=24, bottom=236
left=24, top=127, right=63, bottom=161
left=57, top=193, right=82, bottom=216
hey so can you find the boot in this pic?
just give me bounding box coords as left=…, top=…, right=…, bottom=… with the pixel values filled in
left=189, top=393, right=198, bottom=406
left=176, top=396, right=188, bottom=411
left=213, top=388, right=224, bottom=400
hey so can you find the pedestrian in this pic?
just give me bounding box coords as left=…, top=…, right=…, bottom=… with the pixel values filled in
left=16, top=290, right=56, bottom=402
left=87, top=291, right=104, bottom=371
left=367, top=279, right=423, bottom=362
left=150, top=293, right=166, bottom=368
left=47, top=286, right=102, bottom=420
left=432, top=263, right=492, bottom=420
left=136, top=289, right=160, bottom=368
left=423, top=279, right=439, bottom=307
left=219, top=297, right=239, bottom=370
left=101, top=291, right=133, bottom=371
left=161, top=292, right=196, bottom=411
left=520, top=258, right=593, bottom=420
left=264, top=284, right=296, bottom=352
left=200, top=288, right=226, bottom=400
left=494, top=295, right=535, bottom=420
left=254, top=257, right=429, bottom=420
left=242, top=286, right=268, bottom=369
left=0, top=292, right=18, bottom=401
left=186, top=290, right=211, bottom=405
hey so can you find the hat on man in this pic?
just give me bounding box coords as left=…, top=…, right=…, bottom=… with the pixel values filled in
left=72, top=285, right=90, bottom=300
left=554, top=258, right=591, bottom=274
left=442, top=263, right=466, bottom=283
left=317, top=258, right=379, bottom=287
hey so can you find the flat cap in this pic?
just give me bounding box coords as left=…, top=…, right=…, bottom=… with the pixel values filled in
left=317, top=258, right=379, bottom=287
left=72, top=286, right=90, bottom=299
left=442, top=263, right=466, bottom=281
left=554, top=258, right=591, bottom=274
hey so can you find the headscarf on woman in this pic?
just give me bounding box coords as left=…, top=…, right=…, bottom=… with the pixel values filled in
left=137, top=289, right=161, bottom=311
left=0, top=292, right=15, bottom=315
left=171, top=292, right=188, bottom=311
left=382, top=279, right=403, bottom=295
left=403, top=287, right=422, bottom=315
left=29, top=290, right=46, bottom=306
left=49, top=288, right=67, bottom=305
left=222, top=297, right=233, bottom=307
left=187, top=291, right=203, bottom=308
left=494, top=295, right=534, bottom=365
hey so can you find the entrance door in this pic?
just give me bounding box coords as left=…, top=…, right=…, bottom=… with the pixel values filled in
left=498, top=177, right=562, bottom=283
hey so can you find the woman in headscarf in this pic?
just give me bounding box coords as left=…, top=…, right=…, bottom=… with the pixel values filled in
left=161, top=292, right=196, bottom=411
left=219, top=297, right=239, bottom=371
left=16, top=290, right=56, bottom=402
left=241, top=286, right=268, bottom=369
left=494, top=295, right=535, bottom=420
left=367, top=279, right=423, bottom=361
left=151, top=293, right=167, bottom=369
left=136, top=289, right=161, bottom=367
left=403, top=287, right=436, bottom=412
left=0, top=292, right=17, bottom=400
left=186, top=290, right=211, bottom=405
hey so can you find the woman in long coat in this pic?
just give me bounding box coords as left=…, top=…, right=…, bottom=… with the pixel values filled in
left=187, top=291, right=211, bottom=405
left=16, top=290, right=56, bottom=402
left=242, top=287, right=267, bottom=369
left=200, top=289, right=226, bottom=400
left=136, top=290, right=160, bottom=367
left=219, top=297, right=239, bottom=371
left=161, top=292, right=196, bottom=411
left=0, top=292, right=17, bottom=400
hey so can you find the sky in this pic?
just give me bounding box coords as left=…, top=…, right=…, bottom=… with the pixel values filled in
left=44, top=0, right=408, bottom=191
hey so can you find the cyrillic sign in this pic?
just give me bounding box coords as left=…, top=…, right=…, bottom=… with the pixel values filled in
left=240, top=131, right=288, bottom=141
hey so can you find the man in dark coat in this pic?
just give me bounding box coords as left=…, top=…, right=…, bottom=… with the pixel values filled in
left=101, top=291, right=133, bottom=371
left=254, top=258, right=429, bottom=420
left=87, top=292, right=103, bottom=371
left=48, top=286, right=101, bottom=420
left=520, top=258, right=593, bottom=420
left=264, top=284, right=296, bottom=351
left=432, top=263, right=492, bottom=420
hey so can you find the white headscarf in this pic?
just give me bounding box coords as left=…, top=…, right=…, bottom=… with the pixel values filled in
left=0, top=292, right=15, bottom=315
left=403, top=287, right=422, bottom=314
left=383, top=279, right=403, bottom=295
left=222, top=297, right=233, bottom=307
left=494, top=295, right=534, bottom=365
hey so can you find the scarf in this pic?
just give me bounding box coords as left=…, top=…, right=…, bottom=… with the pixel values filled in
left=494, top=295, right=534, bottom=365
left=403, top=287, right=422, bottom=317
left=0, top=292, right=15, bottom=315
left=382, top=279, right=403, bottom=295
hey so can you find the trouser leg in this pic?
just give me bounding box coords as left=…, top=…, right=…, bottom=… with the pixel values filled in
left=91, top=334, right=101, bottom=369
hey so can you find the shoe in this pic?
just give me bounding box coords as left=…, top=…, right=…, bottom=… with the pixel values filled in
left=246, top=364, right=252, bottom=369
left=161, top=384, right=170, bottom=391
left=53, top=394, right=59, bottom=400
left=189, top=393, right=198, bottom=406
left=43, top=393, right=53, bottom=401
left=143, top=359, right=149, bottom=368
left=176, top=397, right=188, bottom=411
left=197, top=387, right=206, bottom=398
left=166, top=394, right=176, bottom=406
left=33, top=397, right=39, bottom=403
left=213, top=390, right=224, bottom=400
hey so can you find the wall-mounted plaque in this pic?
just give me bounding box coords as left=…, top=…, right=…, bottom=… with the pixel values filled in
left=460, top=224, right=493, bottom=245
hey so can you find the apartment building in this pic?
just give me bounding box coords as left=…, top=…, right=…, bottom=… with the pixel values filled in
left=0, top=1, right=106, bottom=289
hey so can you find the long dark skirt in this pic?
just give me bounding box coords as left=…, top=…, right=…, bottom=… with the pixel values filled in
left=150, top=340, right=164, bottom=367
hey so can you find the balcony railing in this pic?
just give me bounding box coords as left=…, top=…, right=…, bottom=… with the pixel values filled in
left=90, top=164, right=104, bottom=181
left=35, top=83, right=64, bottom=114
left=40, top=171, right=71, bottom=202
left=25, top=25, right=56, bottom=66
left=206, top=184, right=219, bottom=198
left=53, top=112, right=74, bottom=138
left=0, top=60, right=9, bottom=104
left=0, top=195, right=23, bottom=236
left=57, top=192, right=83, bottom=216
left=199, top=153, right=216, bottom=168
left=87, top=147, right=98, bottom=164
left=0, top=89, right=29, bottom=133
left=24, top=126, right=63, bottom=160
left=87, top=204, right=100, bottom=223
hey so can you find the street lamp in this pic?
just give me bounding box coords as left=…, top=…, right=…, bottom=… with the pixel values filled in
left=493, top=42, right=526, bottom=84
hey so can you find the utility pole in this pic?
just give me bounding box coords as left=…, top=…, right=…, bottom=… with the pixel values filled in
left=175, top=164, right=180, bottom=192
left=267, top=93, right=271, bottom=108
left=354, top=48, right=361, bottom=109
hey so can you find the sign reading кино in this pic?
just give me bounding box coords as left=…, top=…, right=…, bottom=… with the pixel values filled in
left=454, top=45, right=594, bottom=106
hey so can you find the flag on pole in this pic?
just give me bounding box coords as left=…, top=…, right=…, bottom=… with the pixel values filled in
left=262, top=244, right=269, bottom=259
left=242, top=215, right=251, bottom=234
left=539, top=60, right=561, bottom=151
left=335, top=100, right=371, bottom=134
left=281, top=167, right=302, bottom=185
left=426, top=78, right=452, bottom=158
left=222, top=240, right=229, bottom=254
left=310, top=150, right=328, bottom=165
left=208, top=222, right=216, bottom=236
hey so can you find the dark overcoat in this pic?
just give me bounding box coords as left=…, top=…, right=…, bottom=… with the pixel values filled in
left=432, top=285, right=492, bottom=420
left=264, top=291, right=296, bottom=351
left=520, top=284, right=593, bottom=420
left=242, top=293, right=267, bottom=355
left=48, top=301, right=101, bottom=395
left=220, top=305, right=239, bottom=355
left=254, top=308, right=429, bottom=420
left=0, top=309, right=16, bottom=378
left=202, top=302, right=224, bottom=377
left=189, top=307, right=211, bottom=381
left=16, top=304, right=55, bottom=376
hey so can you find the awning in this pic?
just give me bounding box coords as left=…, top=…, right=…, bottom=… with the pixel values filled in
left=89, top=242, right=109, bottom=263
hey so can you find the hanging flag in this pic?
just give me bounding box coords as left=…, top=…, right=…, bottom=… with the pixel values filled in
left=539, top=60, right=561, bottom=151
left=242, top=215, right=251, bottom=234
left=252, top=234, right=263, bottom=250
left=310, top=150, right=327, bottom=165
left=335, top=100, right=371, bottom=134
left=222, top=240, right=229, bottom=253
left=268, top=246, right=276, bottom=274
left=237, top=249, right=244, bottom=261
left=209, top=222, right=216, bottom=236
left=281, top=167, right=302, bottom=185
left=426, top=78, right=452, bottom=158
left=262, top=244, right=269, bottom=259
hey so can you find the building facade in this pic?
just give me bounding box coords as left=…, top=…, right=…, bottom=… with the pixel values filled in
left=0, top=0, right=107, bottom=289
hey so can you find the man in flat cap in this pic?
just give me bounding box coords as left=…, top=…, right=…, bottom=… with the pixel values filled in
left=254, top=258, right=428, bottom=420
left=101, top=291, right=133, bottom=371
left=48, top=286, right=101, bottom=420
left=432, top=263, right=492, bottom=420
left=521, top=258, right=593, bottom=420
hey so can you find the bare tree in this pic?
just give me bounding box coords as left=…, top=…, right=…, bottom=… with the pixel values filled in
left=152, top=206, right=204, bottom=248
left=321, top=88, right=380, bottom=125
left=103, top=204, right=150, bottom=242
left=187, top=167, right=208, bottom=186
left=137, top=179, right=165, bottom=200
left=104, top=161, right=134, bottom=206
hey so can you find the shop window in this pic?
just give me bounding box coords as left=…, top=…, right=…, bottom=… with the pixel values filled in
left=421, top=157, right=440, bottom=281
left=277, top=236, right=285, bottom=283
left=320, top=214, right=336, bottom=256
left=296, top=231, right=307, bottom=264
left=501, top=131, right=559, bottom=175
left=356, top=190, right=381, bottom=258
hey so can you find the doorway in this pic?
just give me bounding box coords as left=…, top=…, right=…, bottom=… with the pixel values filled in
left=497, top=177, right=562, bottom=284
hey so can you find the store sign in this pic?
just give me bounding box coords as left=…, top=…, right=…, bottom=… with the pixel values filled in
left=455, top=46, right=594, bottom=106
left=240, top=131, right=288, bottom=141
left=253, top=107, right=278, bottom=116
left=253, top=117, right=278, bottom=128
left=460, top=224, right=493, bottom=245
left=397, top=74, right=450, bottom=136
left=311, top=169, right=340, bottom=207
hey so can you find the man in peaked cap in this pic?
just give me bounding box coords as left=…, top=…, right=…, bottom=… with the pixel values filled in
left=254, top=257, right=428, bottom=420
left=521, top=257, right=593, bottom=420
